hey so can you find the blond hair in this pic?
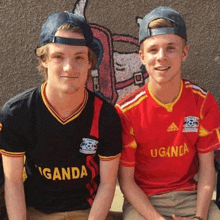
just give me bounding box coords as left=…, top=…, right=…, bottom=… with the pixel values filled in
left=140, top=18, right=186, bottom=50
left=36, top=23, right=97, bottom=80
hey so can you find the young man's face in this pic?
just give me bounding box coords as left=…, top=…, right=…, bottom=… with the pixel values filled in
left=43, top=30, right=91, bottom=95
left=139, top=34, right=189, bottom=87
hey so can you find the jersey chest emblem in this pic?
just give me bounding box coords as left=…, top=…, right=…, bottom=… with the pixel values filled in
left=183, top=116, right=199, bottom=132
left=79, top=138, right=98, bottom=154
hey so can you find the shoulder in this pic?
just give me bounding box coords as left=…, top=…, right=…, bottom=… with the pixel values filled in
left=116, top=84, right=148, bottom=113
left=183, top=80, right=208, bottom=99
left=88, top=90, right=117, bottom=113
left=88, top=90, right=121, bottom=125
left=183, top=79, right=216, bottom=105
left=1, top=87, right=39, bottom=118
left=183, top=79, right=218, bottom=116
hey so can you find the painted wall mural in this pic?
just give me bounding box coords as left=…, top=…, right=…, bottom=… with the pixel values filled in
left=74, top=0, right=148, bottom=105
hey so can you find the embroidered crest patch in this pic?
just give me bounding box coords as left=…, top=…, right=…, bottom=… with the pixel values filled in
left=183, top=116, right=199, bottom=132
left=79, top=138, right=98, bottom=154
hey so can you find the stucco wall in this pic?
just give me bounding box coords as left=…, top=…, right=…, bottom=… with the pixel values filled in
left=0, top=0, right=219, bottom=107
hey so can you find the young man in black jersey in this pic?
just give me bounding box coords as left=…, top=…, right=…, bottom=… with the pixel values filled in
left=0, top=11, right=122, bottom=220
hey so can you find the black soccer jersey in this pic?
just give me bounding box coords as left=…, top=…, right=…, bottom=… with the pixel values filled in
left=0, top=83, right=122, bottom=213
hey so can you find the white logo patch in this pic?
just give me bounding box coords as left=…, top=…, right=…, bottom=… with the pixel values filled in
left=183, top=116, right=199, bottom=132
left=79, top=138, right=98, bottom=154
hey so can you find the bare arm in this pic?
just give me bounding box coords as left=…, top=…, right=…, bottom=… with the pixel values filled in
left=172, top=151, right=216, bottom=220
left=119, top=166, right=165, bottom=220
left=2, top=155, right=26, bottom=220
left=88, top=156, right=120, bottom=220
left=195, top=151, right=215, bottom=220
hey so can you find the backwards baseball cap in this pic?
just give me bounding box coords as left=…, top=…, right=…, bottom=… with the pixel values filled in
left=39, top=11, right=99, bottom=55
left=138, top=6, right=187, bottom=43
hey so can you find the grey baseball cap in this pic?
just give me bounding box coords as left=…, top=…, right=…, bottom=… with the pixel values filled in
left=138, top=6, right=187, bottom=43
left=39, top=11, right=99, bottom=55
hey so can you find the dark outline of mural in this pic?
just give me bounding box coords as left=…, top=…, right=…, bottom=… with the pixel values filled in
left=73, top=0, right=148, bottom=105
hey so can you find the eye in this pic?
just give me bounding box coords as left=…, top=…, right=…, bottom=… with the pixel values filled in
left=167, top=46, right=175, bottom=51
left=148, top=48, right=158, bottom=53
left=77, top=56, right=83, bottom=60
left=56, top=55, right=61, bottom=58
left=52, top=54, right=64, bottom=60
left=75, top=56, right=86, bottom=62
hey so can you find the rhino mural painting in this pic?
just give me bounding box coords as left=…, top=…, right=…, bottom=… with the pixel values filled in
left=74, top=0, right=148, bottom=105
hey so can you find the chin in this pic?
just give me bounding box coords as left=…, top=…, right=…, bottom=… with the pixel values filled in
left=62, top=86, right=79, bottom=94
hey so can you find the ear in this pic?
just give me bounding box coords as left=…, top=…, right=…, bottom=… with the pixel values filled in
left=88, top=61, right=92, bottom=70
left=41, top=59, right=48, bottom=68
left=182, top=44, right=189, bottom=63
left=139, top=49, right=145, bottom=65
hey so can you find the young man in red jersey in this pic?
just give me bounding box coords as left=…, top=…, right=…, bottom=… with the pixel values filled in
left=0, top=11, right=122, bottom=220
left=116, top=6, right=220, bottom=220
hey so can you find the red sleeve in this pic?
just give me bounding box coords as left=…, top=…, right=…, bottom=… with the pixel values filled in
left=116, top=105, right=137, bottom=167
left=197, top=92, right=220, bottom=153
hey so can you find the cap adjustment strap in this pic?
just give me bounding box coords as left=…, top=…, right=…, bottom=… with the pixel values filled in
left=52, top=36, right=87, bottom=46
left=151, top=27, right=176, bottom=36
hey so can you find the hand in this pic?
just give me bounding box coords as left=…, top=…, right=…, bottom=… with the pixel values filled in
left=172, top=214, right=187, bottom=220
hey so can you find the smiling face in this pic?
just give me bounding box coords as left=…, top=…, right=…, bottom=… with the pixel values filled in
left=139, top=34, right=189, bottom=89
left=42, top=30, right=92, bottom=95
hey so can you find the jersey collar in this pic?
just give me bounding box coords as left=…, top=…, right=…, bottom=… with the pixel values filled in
left=41, top=82, right=88, bottom=125
left=148, top=80, right=183, bottom=112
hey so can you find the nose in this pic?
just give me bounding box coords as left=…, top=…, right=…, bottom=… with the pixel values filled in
left=63, top=59, right=76, bottom=72
left=157, top=48, right=167, bottom=61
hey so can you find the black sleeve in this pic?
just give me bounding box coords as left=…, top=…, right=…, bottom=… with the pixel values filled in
left=0, top=103, right=28, bottom=155
left=98, top=102, right=122, bottom=158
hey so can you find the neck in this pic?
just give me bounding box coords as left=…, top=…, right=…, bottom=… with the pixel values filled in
left=45, top=84, right=86, bottom=119
left=149, top=78, right=182, bottom=104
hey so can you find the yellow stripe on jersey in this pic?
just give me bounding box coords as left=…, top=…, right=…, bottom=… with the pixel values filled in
left=199, top=126, right=210, bottom=137
left=199, top=126, right=220, bottom=143
left=199, top=95, right=206, bottom=120
left=185, top=82, right=207, bottom=119
left=1, top=150, right=25, bottom=157
left=130, top=127, right=134, bottom=136
left=185, top=82, right=207, bottom=99
left=198, top=144, right=219, bottom=153
left=99, top=153, right=121, bottom=161
left=216, top=128, right=220, bottom=142
left=23, top=156, right=27, bottom=181
left=124, top=140, right=137, bottom=149
left=120, top=160, right=135, bottom=166
left=191, top=89, right=206, bottom=99
left=122, top=95, right=148, bottom=113
left=120, top=91, right=147, bottom=109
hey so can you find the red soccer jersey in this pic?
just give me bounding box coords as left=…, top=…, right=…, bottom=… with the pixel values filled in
left=116, top=80, right=220, bottom=196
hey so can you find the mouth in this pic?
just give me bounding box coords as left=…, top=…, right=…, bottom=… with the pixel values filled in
left=155, top=66, right=171, bottom=71
left=61, top=76, right=78, bottom=79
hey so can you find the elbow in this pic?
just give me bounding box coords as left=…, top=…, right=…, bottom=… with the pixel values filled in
left=4, top=175, right=23, bottom=187
left=118, top=176, right=134, bottom=195
left=99, top=180, right=117, bottom=191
